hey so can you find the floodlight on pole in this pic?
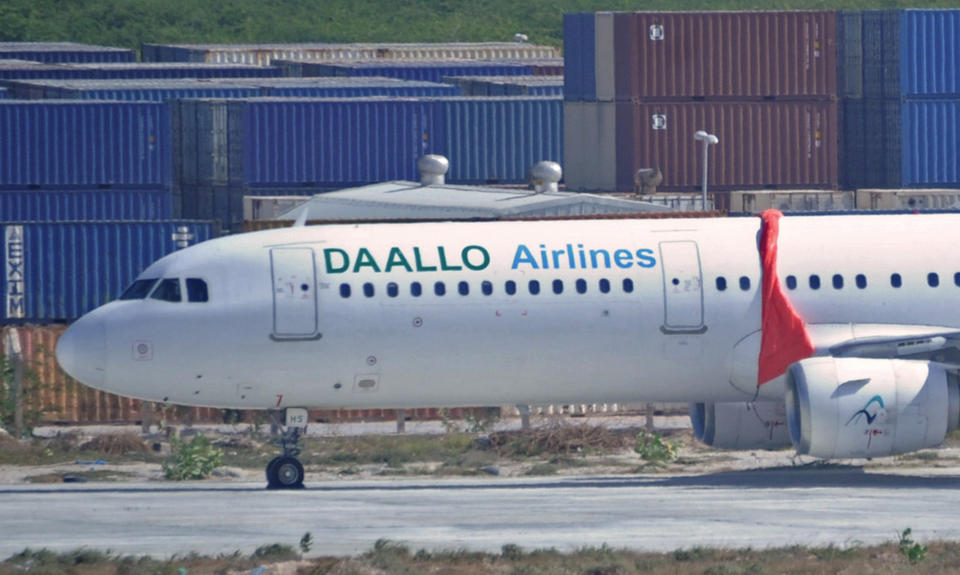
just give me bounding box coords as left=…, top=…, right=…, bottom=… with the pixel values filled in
left=694, top=130, right=719, bottom=211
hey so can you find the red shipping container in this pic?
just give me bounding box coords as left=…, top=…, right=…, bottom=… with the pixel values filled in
left=615, top=100, right=839, bottom=192
left=610, top=11, right=837, bottom=100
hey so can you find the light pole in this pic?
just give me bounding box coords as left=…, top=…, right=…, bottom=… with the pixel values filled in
left=694, top=130, right=719, bottom=211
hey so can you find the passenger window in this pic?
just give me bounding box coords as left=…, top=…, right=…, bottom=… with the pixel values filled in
left=434, top=281, right=446, bottom=296
left=832, top=274, right=843, bottom=289
left=739, top=276, right=750, bottom=291
left=955, top=272, right=960, bottom=287
left=576, top=279, right=587, bottom=294
left=339, top=283, right=351, bottom=298
left=529, top=280, right=541, bottom=295
left=856, top=274, right=867, bottom=289
left=387, top=282, right=399, bottom=298
left=622, top=278, right=634, bottom=293
left=458, top=281, right=469, bottom=296
left=891, top=273, right=902, bottom=288
left=505, top=280, right=517, bottom=295
left=809, top=275, right=821, bottom=290
left=785, top=275, right=797, bottom=290
left=363, top=283, right=375, bottom=297
left=481, top=281, right=493, bottom=296
left=120, top=278, right=159, bottom=300
left=599, top=279, right=610, bottom=294
left=186, top=278, right=209, bottom=302
left=716, top=277, right=727, bottom=291
left=552, top=279, right=563, bottom=294
left=411, top=282, right=422, bottom=297
left=928, top=273, right=940, bottom=287
left=150, top=278, right=182, bottom=303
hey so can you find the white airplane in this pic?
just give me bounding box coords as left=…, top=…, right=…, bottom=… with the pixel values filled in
left=56, top=210, right=960, bottom=488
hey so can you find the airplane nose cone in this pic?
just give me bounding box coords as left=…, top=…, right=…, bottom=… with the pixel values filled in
left=56, top=315, right=106, bottom=389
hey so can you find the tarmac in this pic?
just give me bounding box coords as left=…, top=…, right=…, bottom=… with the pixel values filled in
left=2, top=467, right=960, bottom=558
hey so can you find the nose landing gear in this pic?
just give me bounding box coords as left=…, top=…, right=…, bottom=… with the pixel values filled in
left=266, top=408, right=308, bottom=489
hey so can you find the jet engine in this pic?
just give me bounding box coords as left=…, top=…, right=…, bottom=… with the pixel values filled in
left=786, top=357, right=960, bottom=459
left=690, top=401, right=792, bottom=450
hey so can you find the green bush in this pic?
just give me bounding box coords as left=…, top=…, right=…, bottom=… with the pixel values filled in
left=634, top=430, right=678, bottom=465
left=162, top=434, right=223, bottom=480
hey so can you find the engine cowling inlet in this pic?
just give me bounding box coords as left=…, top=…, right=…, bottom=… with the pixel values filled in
left=786, top=357, right=960, bottom=459
left=690, top=401, right=792, bottom=450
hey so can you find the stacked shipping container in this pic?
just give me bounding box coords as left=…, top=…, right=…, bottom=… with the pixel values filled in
left=172, top=96, right=563, bottom=232
left=841, top=10, right=960, bottom=189
left=563, top=11, right=840, bottom=198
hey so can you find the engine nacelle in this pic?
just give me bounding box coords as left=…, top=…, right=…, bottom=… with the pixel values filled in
left=786, top=357, right=960, bottom=459
left=690, top=401, right=792, bottom=450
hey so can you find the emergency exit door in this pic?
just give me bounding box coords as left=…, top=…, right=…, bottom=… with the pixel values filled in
left=270, top=247, right=319, bottom=339
left=658, top=241, right=705, bottom=334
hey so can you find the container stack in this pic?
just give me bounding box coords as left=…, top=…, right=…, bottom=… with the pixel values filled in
left=563, top=11, right=840, bottom=202
left=172, top=95, right=563, bottom=231
left=841, top=10, right=960, bottom=189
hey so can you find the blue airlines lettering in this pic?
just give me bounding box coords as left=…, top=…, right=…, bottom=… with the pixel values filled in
left=846, top=395, right=886, bottom=426
left=511, top=244, right=657, bottom=271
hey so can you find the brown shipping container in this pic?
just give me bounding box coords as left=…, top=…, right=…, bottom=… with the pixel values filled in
left=615, top=100, right=839, bottom=192
left=611, top=11, right=837, bottom=100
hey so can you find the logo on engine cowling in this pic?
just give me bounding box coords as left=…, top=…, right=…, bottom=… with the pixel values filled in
left=846, top=395, right=886, bottom=426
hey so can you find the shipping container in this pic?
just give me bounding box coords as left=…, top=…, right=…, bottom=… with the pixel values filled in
left=436, top=97, right=563, bottom=184
left=855, top=188, right=960, bottom=210
left=565, top=11, right=837, bottom=101
left=141, top=42, right=560, bottom=65
left=594, top=100, right=839, bottom=193
left=1, top=221, right=214, bottom=323
left=72, top=62, right=283, bottom=79
left=243, top=196, right=311, bottom=221
left=2, top=79, right=265, bottom=102
left=902, top=99, right=960, bottom=187
left=291, top=59, right=559, bottom=83
left=0, top=59, right=93, bottom=81
left=844, top=10, right=960, bottom=99
left=840, top=98, right=901, bottom=189
left=0, top=101, right=172, bottom=188
left=0, top=42, right=135, bottom=64
left=727, top=190, right=855, bottom=213
left=0, top=88, right=6, bottom=100
left=563, top=101, right=617, bottom=192
left=258, top=77, right=460, bottom=98
left=445, top=76, right=563, bottom=97
left=901, top=10, right=960, bottom=97
left=175, top=96, right=563, bottom=190
left=0, top=189, right=172, bottom=221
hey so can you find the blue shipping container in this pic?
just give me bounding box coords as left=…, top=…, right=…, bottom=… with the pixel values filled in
left=563, top=13, right=597, bottom=101
left=77, top=63, right=283, bottom=79
left=0, top=60, right=94, bottom=81
left=297, top=60, right=551, bottom=83
left=0, top=189, right=172, bottom=221
left=1, top=221, right=213, bottom=322
left=0, top=88, right=6, bottom=100
left=434, top=98, right=563, bottom=183
left=11, top=79, right=265, bottom=102
left=0, top=42, right=135, bottom=64
left=901, top=10, right=960, bottom=97
left=902, top=99, right=960, bottom=187
left=242, top=98, right=435, bottom=185
left=261, top=78, right=460, bottom=98
left=0, top=101, right=172, bottom=188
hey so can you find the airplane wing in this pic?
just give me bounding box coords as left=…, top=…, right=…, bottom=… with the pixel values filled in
left=828, top=330, right=960, bottom=365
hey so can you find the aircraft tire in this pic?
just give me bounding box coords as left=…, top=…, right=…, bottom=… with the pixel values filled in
left=266, top=456, right=305, bottom=489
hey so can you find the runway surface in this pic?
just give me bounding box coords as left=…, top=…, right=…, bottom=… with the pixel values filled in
left=3, top=467, right=960, bottom=558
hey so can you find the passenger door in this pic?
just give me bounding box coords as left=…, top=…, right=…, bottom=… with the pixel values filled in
left=270, top=247, right=319, bottom=340
left=658, top=241, right=706, bottom=334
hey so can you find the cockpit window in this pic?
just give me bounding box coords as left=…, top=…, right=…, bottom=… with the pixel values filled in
left=150, top=278, right=182, bottom=303
left=120, top=278, right=159, bottom=300
left=186, top=278, right=209, bottom=302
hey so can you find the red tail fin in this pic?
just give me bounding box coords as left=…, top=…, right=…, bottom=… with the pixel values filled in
left=758, top=209, right=815, bottom=385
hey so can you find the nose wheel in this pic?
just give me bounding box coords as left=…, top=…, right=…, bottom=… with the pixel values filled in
left=266, top=409, right=307, bottom=489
